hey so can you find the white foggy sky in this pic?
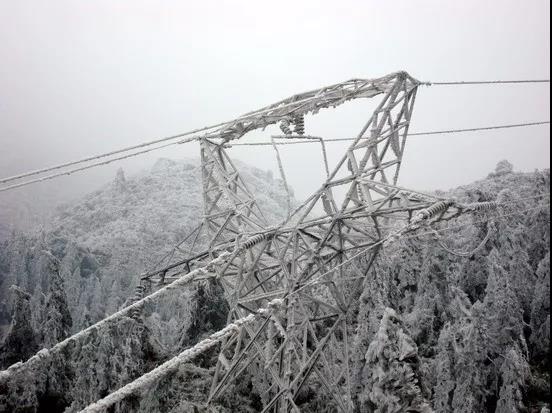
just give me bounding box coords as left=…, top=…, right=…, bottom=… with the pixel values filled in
left=0, top=0, right=550, bottom=202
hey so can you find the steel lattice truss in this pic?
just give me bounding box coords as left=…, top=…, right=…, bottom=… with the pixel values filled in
left=140, top=72, right=477, bottom=412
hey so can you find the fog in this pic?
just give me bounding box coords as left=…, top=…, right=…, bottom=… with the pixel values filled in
left=0, top=0, right=549, bottom=211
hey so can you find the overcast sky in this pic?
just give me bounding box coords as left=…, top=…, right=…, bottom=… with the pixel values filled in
left=0, top=0, right=549, bottom=204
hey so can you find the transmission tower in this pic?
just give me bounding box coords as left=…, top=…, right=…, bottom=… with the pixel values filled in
left=146, top=72, right=473, bottom=412
left=0, top=71, right=501, bottom=413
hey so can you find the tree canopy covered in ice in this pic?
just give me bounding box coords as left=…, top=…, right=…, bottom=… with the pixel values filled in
left=0, top=160, right=549, bottom=412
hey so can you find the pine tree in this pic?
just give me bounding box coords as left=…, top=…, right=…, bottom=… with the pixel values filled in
left=489, top=160, right=514, bottom=177
left=405, top=245, right=450, bottom=352
left=451, top=301, right=490, bottom=413
left=484, top=249, right=525, bottom=355
left=178, top=280, right=229, bottom=349
left=114, top=167, right=127, bottom=192
left=30, top=283, right=45, bottom=338
left=501, top=226, right=535, bottom=317
left=107, top=279, right=123, bottom=314
left=432, top=324, right=456, bottom=413
left=0, top=286, right=39, bottom=369
left=89, top=275, right=105, bottom=323
left=496, top=346, right=530, bottom=413
left=0, top=233, right=29, bottom=309
left=66, top=329, right=101, bottom=411
left=67, top=317, right=150, bottom=412
left=42, top=251, right=73, bottom=348
left=394, top=239, right=423, bottom=296
left=351, top=257, right=395, bottom=403
left=530, top=253, right=550, bottom=365
left=457, top=254, right=489, bottom=303
left=526, top=170, right=550, bottom=269
left=358, top=307, right=432, bottom=413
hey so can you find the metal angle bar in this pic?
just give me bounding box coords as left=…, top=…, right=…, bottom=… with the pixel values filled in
left=394, top=87, right=417, bottom=184
left=290, top=315, right=345, bottom=400
left=288, top=333, right=349, bottom=413
left=208, top=316, right=272, bottom=402
left=238, top=290, right=287, bottom=304
left=342, top=317, right=353, bottom=410
left=236, top=238, right=271, bottom=297
left=240, top=321, right=301, bottom=413
left=241, top=267, right=284, bottom=297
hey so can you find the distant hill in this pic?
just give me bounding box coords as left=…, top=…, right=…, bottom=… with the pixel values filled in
left=0, top=158, right=291, bottom=330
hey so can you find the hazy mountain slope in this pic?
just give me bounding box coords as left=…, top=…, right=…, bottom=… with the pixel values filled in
left=53, top=157, right=289, bottom=264
left=0, top=158, right=291, bottom=330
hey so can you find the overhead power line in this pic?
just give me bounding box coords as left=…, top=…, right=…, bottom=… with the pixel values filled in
left=0, top=120, right=549, bottom=193
left=0, top=140, right=193, bottom=193
left=1, top=78, right=549, bottom=187
left=0, top=72, right=549, bottom=192
left=423, top=79, right=550, bottom=86
left=228, top=121, right=551, bottom=147
left=0, top=132, right=202, bottom=186
left=0, top=107, right=281, bottom=186
left=409, top=121, right=551, bottom=136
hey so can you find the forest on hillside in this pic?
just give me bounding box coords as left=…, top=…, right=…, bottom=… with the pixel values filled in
left=0, top=160, right=549, bottom=413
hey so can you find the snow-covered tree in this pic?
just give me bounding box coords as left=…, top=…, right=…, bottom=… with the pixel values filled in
left=0, top=286, right=39, bottom=369
left=489, top=160, right=514, bottom=177
left=496, top=345, right=530, bottom=413
left=492, top=224, right=536, bottom=317
left=30, top=283, right=45, bottom=337
left=67, top=317, right=154, bottom=412
left=451, top=301, right=490, bottom=413
left=42, top=251, right=73, bottom=347
left=358, top=307, right=432, bottom=412
left=89, top=275, right=106, bottom=323
left=351, top=254, right=396, bottom=401
left=432, top=324, right=456, bottom=413
left=526, top=170, right=551, bottom=268
left=458, top=260, right=486, bottom=299
left=484, top=249, right=525, bottom=355
left=530, top=253, right=550, bottom=365
left=405, top=245, right=450, bottom=352
left=178, top=280, right=229, bottom=349
left=114, top=167, right=127, bottom=192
